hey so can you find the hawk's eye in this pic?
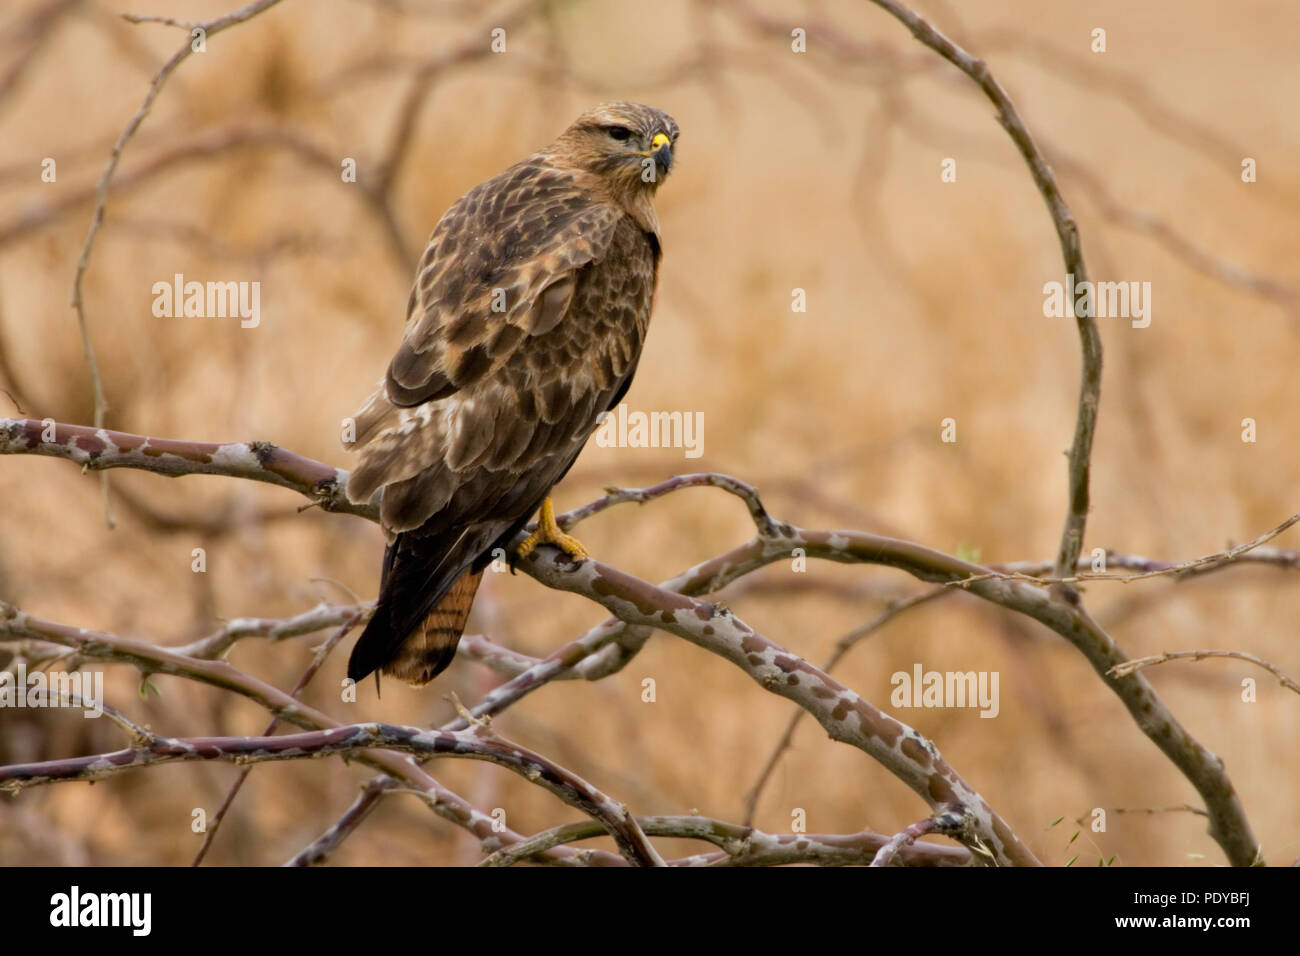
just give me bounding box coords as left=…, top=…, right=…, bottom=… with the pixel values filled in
left=605, top=125, right=633, bottom=141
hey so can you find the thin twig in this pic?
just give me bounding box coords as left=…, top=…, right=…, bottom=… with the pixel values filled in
left=1110, top=650, right=1300, bottom=696
left=69, top=0, right=288, bottom=527
left=860, top=0, right=1101, bottom=595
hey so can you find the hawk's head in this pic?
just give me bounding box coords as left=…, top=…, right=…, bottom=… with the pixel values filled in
left=551, top=102, right=680, bottom=194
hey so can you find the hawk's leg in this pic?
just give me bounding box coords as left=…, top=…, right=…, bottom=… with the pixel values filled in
left=515, top=497, right=590, bottom=564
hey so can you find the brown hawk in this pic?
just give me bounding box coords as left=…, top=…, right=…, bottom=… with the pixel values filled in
left=344, top=102, right=678, bottom=686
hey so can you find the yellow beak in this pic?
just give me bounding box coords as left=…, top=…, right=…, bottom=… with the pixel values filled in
left=648, top=132, right=673, bottom=174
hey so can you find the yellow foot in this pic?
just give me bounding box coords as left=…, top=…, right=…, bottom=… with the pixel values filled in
left=515, top=497, right=590, bottom=563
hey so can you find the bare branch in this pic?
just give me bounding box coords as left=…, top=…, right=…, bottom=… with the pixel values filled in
left=708, top=0, right=1104, bottom=598
left=558, top=471, right=784, bottom=539
left=1113, top=804, right=1209, bottom=819
left=870, top=811, right=963, bottom=868
left=516, top=546, right=1038, bottom=866
left=1110, top=650, right=1300, bottom=697
left=3, top=420, right=1272, bottom=864
left=0, top=601, right=625, bottom=866
left=857, top=0, right=1102, bottom=596
left=0, top=122, right=414, bottom=271
left=744, top=585, right=950, bottom=825
left=0, top=721, right=664, bottom=866
left=374, top=0, right=542, bottom=197
left=0, top=418, right=375, bottom=521
left=661, top=526, right=1259, bottom=864
left=191, top=609, right=363, bottom=865
left=283, top=776, right=399, bottom=867
left=481, top=814, right=975, bottom=868
left=0, top=0, right=81, bottom=114
left=70, top=0, right=288, bottom=525
left=174, top=603, right=369, bottom=660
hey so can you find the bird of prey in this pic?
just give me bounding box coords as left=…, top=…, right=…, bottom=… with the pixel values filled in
left=343, top=102, right=678, bottom=686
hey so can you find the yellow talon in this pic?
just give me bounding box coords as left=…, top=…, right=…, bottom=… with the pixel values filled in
left=515, top=497, right=590, bottom=562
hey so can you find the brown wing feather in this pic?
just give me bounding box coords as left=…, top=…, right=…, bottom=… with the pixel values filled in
left=344, top=158, right=623, bottom=514
left=386, top=162, right=621, bottom=408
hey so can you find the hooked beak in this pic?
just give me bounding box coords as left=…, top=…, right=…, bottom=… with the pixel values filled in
left=650, top=132, right=673, bottom=175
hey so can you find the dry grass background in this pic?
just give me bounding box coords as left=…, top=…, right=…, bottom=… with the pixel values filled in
left=1, top=0, right=1297, bottom=866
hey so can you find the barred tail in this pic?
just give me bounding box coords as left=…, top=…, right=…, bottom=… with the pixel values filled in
left=347, top=525, right=498, bottom=686
left=378, top=569, right=483, bottom=685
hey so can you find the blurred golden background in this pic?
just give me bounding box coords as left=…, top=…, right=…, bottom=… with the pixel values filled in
left=1, top=0, right=1297, bottom=866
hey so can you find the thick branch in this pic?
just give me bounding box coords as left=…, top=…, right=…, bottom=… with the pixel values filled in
left=515, top=546, right=1036, bottom=866
left=0, top=418, right=375, bottom=520
left=70, top=0, right=289, bottom=525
